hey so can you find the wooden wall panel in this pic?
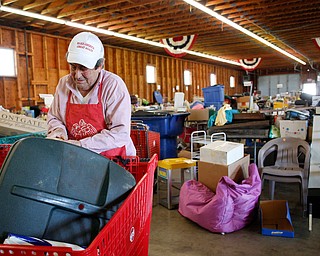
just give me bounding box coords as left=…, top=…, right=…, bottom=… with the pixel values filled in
left=2, top=78, right=17, bottom=110
left=58, top=38, right=69, bottom=71
left=1, top=28, right=15, bottom=47
left=0, top=25, right=246, bottom=110
left=17, top=55, right=28, bottom=102
left=46, top=37, right=58, bottom=69
left=32, top=34, right=44, bottom=69
left=16, top=31, right=27, bottom=53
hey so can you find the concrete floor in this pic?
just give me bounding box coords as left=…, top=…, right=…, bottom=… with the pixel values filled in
left=148, top=181, right=320, bottom=256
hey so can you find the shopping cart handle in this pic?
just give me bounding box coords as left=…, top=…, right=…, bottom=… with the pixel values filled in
left=11, top=185, right=118, bottom=216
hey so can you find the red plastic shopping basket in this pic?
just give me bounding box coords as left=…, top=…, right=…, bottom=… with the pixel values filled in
left=130, top=122, right=160, bottom=159
left=0, top=154, right=158, bottom=256
left=0, top=144, right=11, bottom=169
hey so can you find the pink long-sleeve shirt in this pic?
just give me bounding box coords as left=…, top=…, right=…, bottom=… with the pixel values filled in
left=47, top=69, right=136, bottom=156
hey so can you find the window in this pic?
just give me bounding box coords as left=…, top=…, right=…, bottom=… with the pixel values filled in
left=146, top=65, right=156, bottom=83
left=230, top=76, right=235, bottom=88
left=210, top=73, right=216, bottom=86
left=0, top=48, right=16, bottom=77
left=184, top=70, right=192, bottom=86
left=302, top=82, right=317, bottom=95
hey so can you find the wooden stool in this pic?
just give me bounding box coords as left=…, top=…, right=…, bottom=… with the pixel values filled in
left=157, top=158, right=197, bottom=209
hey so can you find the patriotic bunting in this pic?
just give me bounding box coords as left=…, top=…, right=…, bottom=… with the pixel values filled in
left=313, top=38, right=320, bottom=50
left=239, top=58, right=262, bottom=71
left=161, top=35, right=198, bottom=58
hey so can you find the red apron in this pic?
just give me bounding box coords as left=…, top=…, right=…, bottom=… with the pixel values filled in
left=65, top=84, right=126, bottom=158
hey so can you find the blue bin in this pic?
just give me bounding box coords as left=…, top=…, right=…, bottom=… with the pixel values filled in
left=159, top=137, right=179, bottom=160
left=132, top=111, right=189, bottom=159
left=202, top=85, right=224, bottom=107
left=204, top=101, right=224, bottom=110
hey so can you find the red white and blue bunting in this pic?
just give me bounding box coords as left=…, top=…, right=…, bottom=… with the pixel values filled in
left=313, top=37, right=320, bottom=50
left=161, top=35, right=198, bottom=58
left=239, top=58, right=262, bottom=71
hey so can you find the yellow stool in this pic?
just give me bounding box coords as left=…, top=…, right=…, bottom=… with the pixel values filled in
left=157, top=158, right=197, bottom=209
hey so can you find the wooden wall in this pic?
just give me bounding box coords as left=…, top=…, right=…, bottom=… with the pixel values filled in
left=0, top=25, right=244, bottom=110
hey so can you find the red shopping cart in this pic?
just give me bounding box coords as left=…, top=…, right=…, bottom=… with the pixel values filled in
left=0, top=154, right=158, bottom=256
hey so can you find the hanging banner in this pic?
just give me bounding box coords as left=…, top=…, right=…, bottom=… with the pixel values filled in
left=313, top=38, right=320, bottom=50
left=239, top=58, right=262, bottom=71
left=161, top=35, right=198, bottom=58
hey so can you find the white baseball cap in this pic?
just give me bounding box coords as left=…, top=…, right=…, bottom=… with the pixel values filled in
left=67, top=32, right=104, bottom=69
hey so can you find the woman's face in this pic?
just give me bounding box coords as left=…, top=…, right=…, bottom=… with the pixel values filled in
left=69, top=63, right=102, bottom=92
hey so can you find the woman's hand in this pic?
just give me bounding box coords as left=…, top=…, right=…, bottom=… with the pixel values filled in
left=47, top=127, right=68, bottom=140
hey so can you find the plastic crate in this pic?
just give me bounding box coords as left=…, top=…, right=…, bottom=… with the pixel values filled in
left=0, top=144, right=11, bottom=169
left=0, top=132, right=47, bottom=144
left=0, top=154, right=158, bottom=256
left=204, top=101, right=224, bottom=110
left=131, top=112, right=189, bottom=137
left=131, top=124, right=160, bottom=159
left=0, top=132, right=47, bottom=168
left=202, top=85, right=224, bottom=107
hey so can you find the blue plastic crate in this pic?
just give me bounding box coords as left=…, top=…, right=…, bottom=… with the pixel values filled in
left=0, top=132, right=47, bottom=144
left=204, top=101, right=224, bottom=110
left=131, top=113, right=189, bottom=137
left=202, top=85, right=224, bottom=106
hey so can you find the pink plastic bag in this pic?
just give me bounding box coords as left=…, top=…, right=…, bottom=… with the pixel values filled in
left=178, top=163, right=261, bottom=233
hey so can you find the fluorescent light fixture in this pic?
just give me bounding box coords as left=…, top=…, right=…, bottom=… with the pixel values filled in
left=183, top=49, right=241, bottom=66
left=0, top=6, right=65, bottom=24
left=183, top=0, right=306, bottom=65
left=65, top=21, right=114, bottom=35
left=0, top=5, right=242, bottom=66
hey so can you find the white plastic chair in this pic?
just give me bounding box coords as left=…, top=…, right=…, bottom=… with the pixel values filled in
left=258, top=137, right=310, bottom=214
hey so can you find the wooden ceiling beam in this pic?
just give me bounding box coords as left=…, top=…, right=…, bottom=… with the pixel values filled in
left=84, top=3, right=183, bottom=26
left=23, top=0, right=53, bottom=11
left=56, top=0, right=158, bottom=19
left=2, top=0, right=19, bottom=5
left=41, top=0, right=90, bottom=15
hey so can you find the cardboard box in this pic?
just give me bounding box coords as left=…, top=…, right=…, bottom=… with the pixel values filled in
left=200, top=140, right=244, bottom=165
left=178, top=149, right=192, bottom=159
left=198, top=154, right=250, bottom=192
left=279, top=120, right=307, bottom=140
left=236, top=96, right=250, bottom=109
left=187, top=109, right=209, bottom=121
left=260, top=200, right=294, bottom=238
left=0, top=111, right=47, bottom=136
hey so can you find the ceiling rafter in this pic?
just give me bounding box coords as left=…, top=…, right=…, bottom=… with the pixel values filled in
left=0, top=0, right=319, bottom=71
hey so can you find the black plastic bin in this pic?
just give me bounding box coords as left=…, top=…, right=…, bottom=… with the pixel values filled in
left=0, top=137, right=136, bottom=247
